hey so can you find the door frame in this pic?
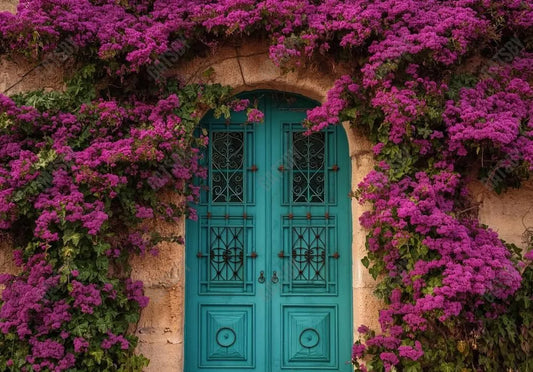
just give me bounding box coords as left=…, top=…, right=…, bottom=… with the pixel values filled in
left=130, top=45, right=380, bottom=372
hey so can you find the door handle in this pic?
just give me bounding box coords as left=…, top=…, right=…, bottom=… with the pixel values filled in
left=271, top=271, right=279, bottom=284
left=258, top=271, right=265, bottom=283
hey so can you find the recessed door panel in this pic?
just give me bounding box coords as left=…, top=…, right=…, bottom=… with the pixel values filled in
left=200, top=304, right=255, bottom=368
left=281, top=305, right=337, bottom=369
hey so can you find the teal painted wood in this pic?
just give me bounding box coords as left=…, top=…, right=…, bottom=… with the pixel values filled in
left=185, top=91, right=353, bottom=372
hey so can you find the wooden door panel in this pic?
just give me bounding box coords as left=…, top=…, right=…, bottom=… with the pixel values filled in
left=185, top=92, right=352, bottom=372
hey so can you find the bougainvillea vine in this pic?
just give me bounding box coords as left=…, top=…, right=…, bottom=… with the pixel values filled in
left=0, top=0, right=532, bottom=371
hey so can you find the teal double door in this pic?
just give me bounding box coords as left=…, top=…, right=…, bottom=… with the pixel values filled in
left=185, top=91, right=353, bottom=372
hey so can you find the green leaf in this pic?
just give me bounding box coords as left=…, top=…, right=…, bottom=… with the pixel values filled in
left=0, top=113, right=14, bottom=130
left=343, top=107, right=358, bottom=120
left=439, top=362, right=455, bottom=372
left=90, top=350, right=104, bottom=364
left=369, top=263, right=383, bottom=280
left=63, top=230, right=82, bottom=247
left=34, top=148, right=57, bottom=169
left=404, top=363, right=422, bottom=372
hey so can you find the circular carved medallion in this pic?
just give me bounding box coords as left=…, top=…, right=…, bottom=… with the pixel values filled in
left=216, top=327, right=237, bottom=347
left=299, top=328, right=320, bottom=348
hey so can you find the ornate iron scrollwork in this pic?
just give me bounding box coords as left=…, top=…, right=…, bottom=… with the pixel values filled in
left=209, top=227, right=244, bottom=281
left=211, top=131, right=245, bottom=203
left=290, top=227, right=327, bottom=281
left=291, top=132, right=325, bottom=203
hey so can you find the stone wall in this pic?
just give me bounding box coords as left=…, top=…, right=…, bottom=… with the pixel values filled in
left=471, top=180, right=533, bottom=250
left=0, top=233, right=18, bottom=276
left=0, top=0, right=16, bottom=14
left=129, top=194, right=186, bottom=371
left=0, top=2, right=66, bottom=95
left=0, top=55, right=65, bottom=95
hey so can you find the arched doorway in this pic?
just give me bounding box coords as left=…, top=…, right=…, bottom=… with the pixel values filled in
left=185, top=91, right=353, bottom=371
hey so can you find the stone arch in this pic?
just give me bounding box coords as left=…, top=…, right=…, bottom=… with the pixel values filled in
left=175, top=40, right=337, bottom=103
left=131, top=41, right=382, bottom=372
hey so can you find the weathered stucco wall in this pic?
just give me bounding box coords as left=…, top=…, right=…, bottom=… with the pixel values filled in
left=0, top=55, right=65, bottom=95
left=174, top=41, right=342, bottom=102
left=0, top=0, right=17, bottom=14
left=0, top=233, right=18, bottom=276
left=470, top=180, right=533, bottom=250
left=129, top=193, right=187, bottom=371
left=344, top=124, right=383, bottom=333
left=0, top=1, right=67, bottom=95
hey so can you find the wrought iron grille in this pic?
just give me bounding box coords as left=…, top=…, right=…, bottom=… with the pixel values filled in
left=279, top=217, right=338, bottom=295
left=197, top=219, right=255, bottom=294
left=291, top=227, right=326, bottom=281
left=292, top=132, right=325, bottom=203
left=209, top=227, right=245, bottom=281
left=196, top=123, right=255, bottom=295
left=281, top=123, right=337, bottom=206
left=211, top=131, right=245, bottom=203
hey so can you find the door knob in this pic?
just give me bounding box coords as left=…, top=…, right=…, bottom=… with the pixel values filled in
left=258, top=271, right=265, bottom=283
left=271, top=271, right=279, bottom=284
